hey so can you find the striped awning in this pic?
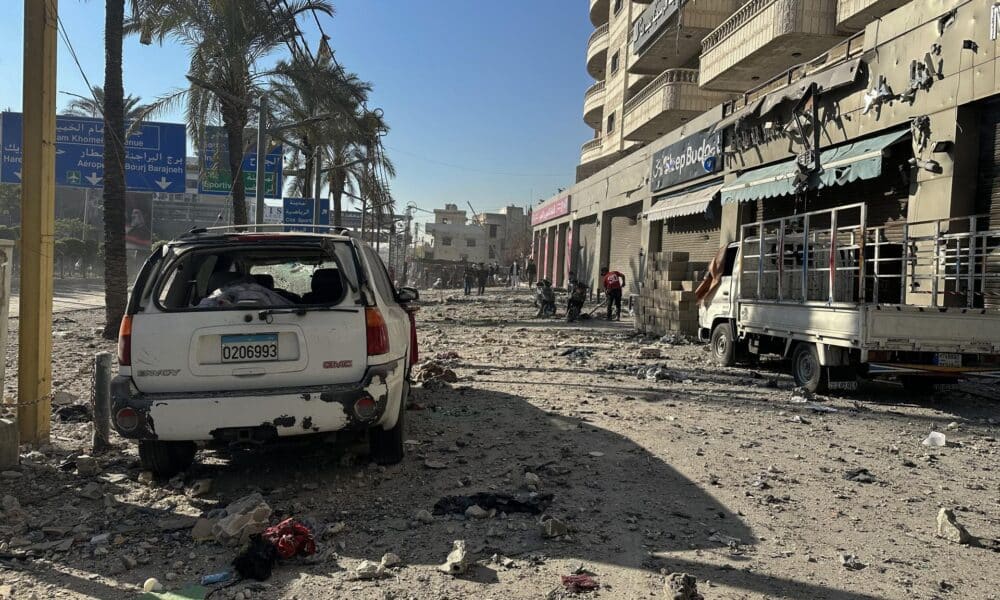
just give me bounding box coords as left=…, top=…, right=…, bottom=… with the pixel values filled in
left=645, top=182, right=723, bottom=222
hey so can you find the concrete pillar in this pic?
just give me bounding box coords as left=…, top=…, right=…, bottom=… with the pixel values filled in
left=555, top=223, right=567, bottom=287
left=0, top=418, right=17, bottom=469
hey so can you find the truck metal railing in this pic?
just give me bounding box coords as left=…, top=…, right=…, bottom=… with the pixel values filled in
left=739, top=205, right=1000, bottom=309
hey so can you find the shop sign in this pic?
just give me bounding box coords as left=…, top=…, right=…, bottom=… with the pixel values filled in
left=532, top=195, right=571, bottom=226
left=633, top=0, right=685, bottom=54
left=650, top=130, right=721, bottom=193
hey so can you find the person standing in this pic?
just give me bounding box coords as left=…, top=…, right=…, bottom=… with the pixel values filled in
left=477, top=263, right=488, bottom=295
left=463, top=261, right=474, bottom=296
left=526, top=258, right=537, bottom=285
left=600, top=266, right=625, bottom=321
left=509, top=261, right=520, bottom=288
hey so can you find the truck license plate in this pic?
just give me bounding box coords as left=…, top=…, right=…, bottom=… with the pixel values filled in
left=221, top=334, right=279, bottom=363
left=934, top=353, right=962, bottom=368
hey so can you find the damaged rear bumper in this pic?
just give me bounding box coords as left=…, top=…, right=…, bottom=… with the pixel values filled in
left=111, top=359, right=401, bottom=442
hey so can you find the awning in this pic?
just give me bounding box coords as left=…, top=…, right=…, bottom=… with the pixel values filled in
left=711, top=97, right=764, bottom=133
left=721, top=128, right=910, bottom=204
left=645, top=182, right=723, bottom=222
left=758, top=58, right=864, bottom=117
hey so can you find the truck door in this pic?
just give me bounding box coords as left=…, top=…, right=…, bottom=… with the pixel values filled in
left=700, top=244, right=740, bottom=328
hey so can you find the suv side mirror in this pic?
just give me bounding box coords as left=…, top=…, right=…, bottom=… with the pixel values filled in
left=396, top=286, right=419, bottom=303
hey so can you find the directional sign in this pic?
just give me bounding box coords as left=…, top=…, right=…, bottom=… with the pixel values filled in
left=283, top=197, right=328, bottom=232
left=0, top=111, right=186, bottom=191
left=198, top=126, right=283, bottom=197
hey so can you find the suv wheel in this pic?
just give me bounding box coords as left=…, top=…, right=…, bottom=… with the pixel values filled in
left=139, top=441, right=196, bottom=477
left=370, top=388, right=405, bottom=466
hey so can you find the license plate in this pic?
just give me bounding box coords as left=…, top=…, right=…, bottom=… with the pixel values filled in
left=221, top=334, right=279, bottom=363
left=934, top=353, right=962, bottom=368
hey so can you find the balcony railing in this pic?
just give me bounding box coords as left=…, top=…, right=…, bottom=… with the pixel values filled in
left=701, top=0, right=771, bottom=53
left=581, top=137, right=603, bottom=152
left=585, top=80, right=607, bottom=101
left=624, top=68, right=699, bottom=115
left=586, top=24, right=610, bottom=78
left=589, top=23, right=609, bottom=47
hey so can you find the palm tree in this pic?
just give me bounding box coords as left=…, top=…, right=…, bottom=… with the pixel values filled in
left=64, top=85, right=149, bottom=119
left=100, top=0, right=132, bottom=339
left=268, top=53, right=369, bottom=201
left=131, top=0, right=334, bottom=225
left=327, top=109, right=395, bottom=230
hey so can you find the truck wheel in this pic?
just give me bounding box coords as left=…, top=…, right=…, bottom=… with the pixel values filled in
left=138, top=441, right=196, bottom=477
left=792, top=343, right=827, bottom=393
left=710, top=322, right=736, bottom=367
left=370, top=390, right=405, bottom=466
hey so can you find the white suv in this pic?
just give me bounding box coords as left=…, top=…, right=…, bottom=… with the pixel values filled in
left=111, top=226, right=418, bottom=476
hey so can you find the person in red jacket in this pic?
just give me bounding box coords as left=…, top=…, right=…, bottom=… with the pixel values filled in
left=600, top=266, right=625, bottom=321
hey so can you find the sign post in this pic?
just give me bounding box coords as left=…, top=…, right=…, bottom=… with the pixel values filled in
left=197, top=126, right=282, bottom=199
left=1, top=112, right=186, bottom=192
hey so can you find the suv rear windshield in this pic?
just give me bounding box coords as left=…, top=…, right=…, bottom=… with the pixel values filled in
left=153, top=241, right=360, bottom=311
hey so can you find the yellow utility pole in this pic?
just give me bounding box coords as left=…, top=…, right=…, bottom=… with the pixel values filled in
left=18, top=0, right=58, bottom=445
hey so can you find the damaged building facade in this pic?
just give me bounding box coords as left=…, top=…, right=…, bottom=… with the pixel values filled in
left=534, top=0, right=1000, bottom=334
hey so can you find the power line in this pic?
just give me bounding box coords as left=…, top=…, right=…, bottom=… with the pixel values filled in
left=383, top=145, right=568, bottom=178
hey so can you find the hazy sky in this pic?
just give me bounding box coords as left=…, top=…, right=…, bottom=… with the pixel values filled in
left=0, top=1, right=593, bottom=222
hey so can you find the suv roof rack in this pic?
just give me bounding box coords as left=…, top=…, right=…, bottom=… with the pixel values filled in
left=179, top=224, right=355, bottom=239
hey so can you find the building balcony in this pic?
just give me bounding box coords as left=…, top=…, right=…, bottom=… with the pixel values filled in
left=836, top=0, right=909, bottom=31
left=699, top=0, right=844, bottom=92
left=629, top=0, right=738, bottom=76
left=586, top=24, right=610, bottom=79
left=583, top=81, right=606, bottom=129
left=622, top=69, right=731, bottom=142
left=590, top=0, right=609, bottom=27
left=580, top=137, right=604, bottom=164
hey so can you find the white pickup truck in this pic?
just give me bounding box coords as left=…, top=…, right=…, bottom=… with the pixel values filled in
left=699, top=203, right=1000, bottom=392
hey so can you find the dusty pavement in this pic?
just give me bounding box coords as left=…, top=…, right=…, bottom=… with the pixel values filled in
left=2, top=289, right=1000, bottom=600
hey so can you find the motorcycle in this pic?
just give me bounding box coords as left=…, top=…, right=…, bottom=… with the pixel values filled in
left=534, top=280, right=556, bottom=317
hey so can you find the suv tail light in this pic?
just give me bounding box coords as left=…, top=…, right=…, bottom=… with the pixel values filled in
left=118, top=315, right=133, bottom=366
left=365, top=307, right=390, bottom=356
left=405, top=307, right=419, bottom=365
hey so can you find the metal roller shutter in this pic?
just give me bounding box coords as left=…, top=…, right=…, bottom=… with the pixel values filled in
left=976, top=101, right=1000, bottom=307
left=661, top=212, right=722, bottom=262
left=609, top=215, right=640, bottom=295
left=577, top=221, right=598, bottom=287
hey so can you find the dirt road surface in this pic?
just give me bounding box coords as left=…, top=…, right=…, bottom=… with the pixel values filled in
left=1, top=290, right=999, bottom=599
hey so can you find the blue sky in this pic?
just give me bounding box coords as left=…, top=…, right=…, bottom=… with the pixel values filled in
left=0, top=1, right=592, bottom=221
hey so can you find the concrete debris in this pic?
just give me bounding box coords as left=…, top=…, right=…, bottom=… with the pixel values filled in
left=417, top=361, right=459, bottom=384
left=664, top=572, right=703, bottom=600
left=325, top=522, right=347, bottom=537
left=424, top=459, right=448, bottom=469
left=381, top=552, right=402, bottom=568
left=2, top=495, right=27, bottom=523
left=142, top=578, right=164, bottom=593
left=844, top=468, right=877, bottom=484
left=191, top=517, right=217, bottom=542
left=189, top=478, right=213, bottom=497
left=639, top=347, right=661, bottom=359
left=352, top=559, right=387, bottom=580
left=840, top=554, right=866, bottom=570
left=78, top=482, right=102, bottom=500
left=540, top=516, right=570, bottom=539
left=438, top=540, right=472, bottom=575
left=936, top=508, right=971, bottom=545
left=212, top=493, right=273, bottom=546
left=523, top=471, right=541, bottom=491
left=465, top=504, right=491, bottom=520
left=414, top=509, right=435, bottom=524
left=74, top=454, right=99, bottom=476
left=923, top=431, right=947, bottom=447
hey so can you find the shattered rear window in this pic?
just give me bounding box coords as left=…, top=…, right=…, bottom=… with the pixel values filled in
left=152, top=241, right=359, bottom=311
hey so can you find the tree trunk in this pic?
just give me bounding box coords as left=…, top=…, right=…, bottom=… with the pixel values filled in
left=221, top=101, right=248, bottom=225
left=331, top=168, right=346, bottom=227
left=101, top=0, right=128, bottom=340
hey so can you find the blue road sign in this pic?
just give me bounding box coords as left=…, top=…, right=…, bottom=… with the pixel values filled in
left=0, top=112, right=186, bottom=192
left=283, top=197, right=329, bottom=231
left=198, top=126, right=283, bottom=197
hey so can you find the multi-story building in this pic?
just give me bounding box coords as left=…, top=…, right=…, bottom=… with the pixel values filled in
left=538, top=0, right=1000, bottom=331
left=423, top=204, right=489, bottom=263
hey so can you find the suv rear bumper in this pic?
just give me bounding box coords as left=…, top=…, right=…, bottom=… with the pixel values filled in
left=111, top=359, right=402, bottom=442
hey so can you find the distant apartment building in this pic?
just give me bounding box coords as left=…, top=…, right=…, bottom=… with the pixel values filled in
left=535, top=0, right=1000, bottom=329
left=422, top=203, right=531, bottom=263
